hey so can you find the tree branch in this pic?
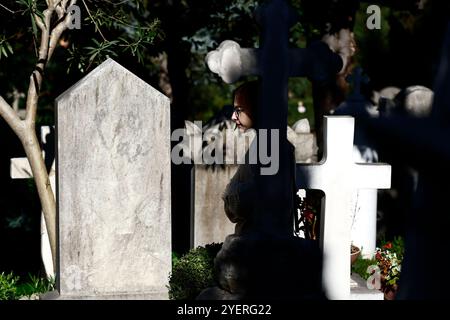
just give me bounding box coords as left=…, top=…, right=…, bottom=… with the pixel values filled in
left=55, top=5, right=64, bottom=18
left=54, top=0, right=63, bottom=7
left=82, top=0, right=107, bottom=41
left=0, top=95, right=24, bottom=136
left=0, top=2, right=16, bottom=13
left=48, top=0, right=78, bottom=60
left=35, top=14, right=46, bottom=32
left=0, top=0, right=78, bottom=276
left=25, top=8, right=53, bottom=126
left=26, top=0, right=78, bottom=131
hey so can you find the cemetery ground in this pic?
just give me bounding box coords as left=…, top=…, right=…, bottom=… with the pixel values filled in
left=1, top=0, right=450, bottom=302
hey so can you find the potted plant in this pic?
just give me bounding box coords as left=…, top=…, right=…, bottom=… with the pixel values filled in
left=351, top=244, right=361, bottom=265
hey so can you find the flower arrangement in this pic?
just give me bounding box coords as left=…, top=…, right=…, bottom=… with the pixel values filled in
left=374, top=237, right=404, bottom=298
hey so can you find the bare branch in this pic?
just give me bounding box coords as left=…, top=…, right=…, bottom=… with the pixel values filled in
left=35, top=12, right=47, bottom=33
left=56, top=0, right=72, bottom=17
left=24, top=73, right=41, bottom=125
left=49, top=0, right=62, bottom=9
left=37, top=9, right=53, bottom=58
left=0, top=95, right=24, bottom=136
left=0, top=2, right=16, bottom=13
left=82, top=0, right=107, bottom=41
left=55, top=5, right=64, bottom=18
left=48, top=0, right=77, bottom=60
left=25, top=8, right=54, bottom=125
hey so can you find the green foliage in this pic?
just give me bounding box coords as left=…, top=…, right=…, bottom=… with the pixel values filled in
left=352, top=236, right=405, bottom=289
left=351, top=256, right=377, bottom=281
left=118, top=19, right=161, bottom=64
left=189, top=81, right=234, bottom=121
left=65, top=0, right=163, bottom=73
left=16, top=273, right=55, bottom=298
left=84, top=39, right=119, bottom=67
left=0, top=272, right=54, bottom=300
left=172, top=251, right=180, bottom=265
left=379, top=236, right=404, bottom=260
left=288, top=78, right=315, bottom=128
left=15, top=0, right=46, bottom=39
left=0, top=35, right=14, bottom=59
left=168, top=243, right=222, bottom=300
left=376, top=236, right=404, bottom=288
left=0, top=272, right=19, bottom=300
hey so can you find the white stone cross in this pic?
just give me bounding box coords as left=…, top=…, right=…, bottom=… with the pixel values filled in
left=296, top=116, right=391, bottom=300
left=10, top=126, right=55, bottom=278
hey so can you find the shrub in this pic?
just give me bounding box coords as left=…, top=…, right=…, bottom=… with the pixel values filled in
left=16, top=274, right=55, bottom=298
left=352, top=256, right=377, bottom=280
left=168, top=243, right=222, bottom=300
left=0, top=272, right=19, bottom=300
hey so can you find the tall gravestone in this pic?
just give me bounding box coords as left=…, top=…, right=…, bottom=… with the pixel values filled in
left=55, top=59, right=171, bottom=299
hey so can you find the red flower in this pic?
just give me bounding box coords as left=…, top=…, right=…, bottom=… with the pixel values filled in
left=303, top=209, right=315, bottom=222
left=375, top=252, right=382, bottom=260
left=383, top=242, right=392, bottom=249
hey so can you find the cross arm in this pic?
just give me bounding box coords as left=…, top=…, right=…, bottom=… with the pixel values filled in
left=295, top=41, right=343, bottom=84
left=354, top=163, right=391, bottom=189
left=363, top=116, right=450, bottom=169
left=206, top=40, right=343, bottom=84
left=206, top=40, right=259, bottom=84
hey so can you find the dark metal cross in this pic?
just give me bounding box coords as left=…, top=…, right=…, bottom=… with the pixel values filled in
left=207, top=0, right=342, bottom=236
left=346, top=66, right=369, bottom=99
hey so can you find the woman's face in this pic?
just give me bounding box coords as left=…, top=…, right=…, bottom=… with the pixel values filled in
left=232, top=91, right=254, bottom=132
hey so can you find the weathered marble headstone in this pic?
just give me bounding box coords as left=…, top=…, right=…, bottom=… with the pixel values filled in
left=287, top=121, right=318, bottom=163
left=191, top=120, right=317, bottom=248
left=192, top=165, right=238, bottom=247
left=55, top=59, right=171, bottom=299
left=296, top=116, right=391, bottom=300
left=190, top=120, right=254, bottom=247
